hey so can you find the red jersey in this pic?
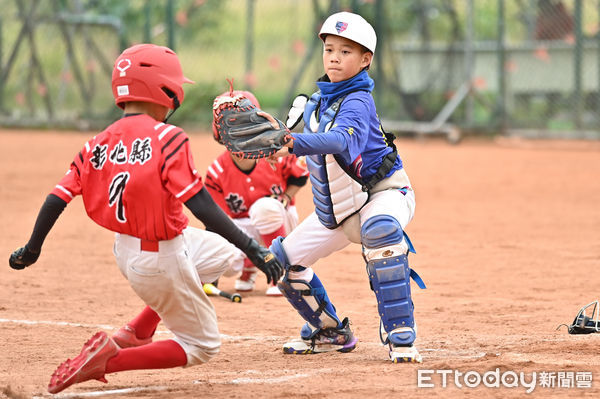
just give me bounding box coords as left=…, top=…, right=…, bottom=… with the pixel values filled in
left=51, top=114, right=203, bottom=241
left=204, top=151, right=308, bottom=219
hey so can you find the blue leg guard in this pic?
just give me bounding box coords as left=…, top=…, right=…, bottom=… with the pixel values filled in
left=270, top=237, right=342, bottom=330
left=278, top=272, right=342, bottom=330
left=362, top=215, right=425, bottom=347
left=367, top=254, right=415, bottom=345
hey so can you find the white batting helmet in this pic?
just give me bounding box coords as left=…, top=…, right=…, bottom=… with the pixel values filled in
left=319, top=12, right=377, bottom=54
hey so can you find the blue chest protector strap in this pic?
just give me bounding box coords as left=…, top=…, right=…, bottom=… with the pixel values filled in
left=304, top=92, right=368, bottom=229
left=304, top=91, right=399, bottom=193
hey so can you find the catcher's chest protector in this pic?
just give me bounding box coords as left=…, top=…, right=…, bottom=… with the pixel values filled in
left=303, top=91, right=368, bottom=229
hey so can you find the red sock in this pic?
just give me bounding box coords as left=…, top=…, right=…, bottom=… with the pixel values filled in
left=260, top=224, right=286, bottom=247
left=242, top=257, right=256, bottom=271
left=127, top=306, right=161, bottom=339
left=106, top=340, right=187, bottom=373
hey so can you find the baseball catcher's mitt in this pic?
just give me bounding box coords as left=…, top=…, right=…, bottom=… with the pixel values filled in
left=212, top=91, right=292, bottom=159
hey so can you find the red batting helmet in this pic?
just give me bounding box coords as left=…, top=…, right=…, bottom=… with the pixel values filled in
left=111, top=44, right=194, bottom=110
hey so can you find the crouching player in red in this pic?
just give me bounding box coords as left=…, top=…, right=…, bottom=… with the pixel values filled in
left=8, top=44, right=282, bottom=394
left=205, top=90, right=309, bottom=296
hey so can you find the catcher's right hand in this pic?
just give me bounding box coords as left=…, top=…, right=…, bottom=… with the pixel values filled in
left=212, top=91, right=292, bottom=160
left=9, top=245, right=40, bottom=270
left=243, top=239, right=283, bottom=284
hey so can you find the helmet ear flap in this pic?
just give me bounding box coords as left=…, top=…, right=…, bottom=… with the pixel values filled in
left=161, top=87, right=180, bottom=110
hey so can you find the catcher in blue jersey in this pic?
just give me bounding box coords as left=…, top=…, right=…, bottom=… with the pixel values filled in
left=270, top=11, right=426, bottom=363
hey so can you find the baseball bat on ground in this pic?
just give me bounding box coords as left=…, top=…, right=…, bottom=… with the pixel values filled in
left=203, top=283, right=242, bottom=303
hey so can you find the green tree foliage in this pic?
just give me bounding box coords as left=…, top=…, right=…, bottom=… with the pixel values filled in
left=76, top=0, right=226, bottom=47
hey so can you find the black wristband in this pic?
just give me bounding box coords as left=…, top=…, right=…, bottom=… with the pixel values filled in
left=286, top=175, right=308, bottom=187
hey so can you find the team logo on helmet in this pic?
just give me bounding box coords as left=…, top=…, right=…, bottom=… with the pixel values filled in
left=116, top=59, right=132, bottom=77
left=335, top=21, right=348, bottom=33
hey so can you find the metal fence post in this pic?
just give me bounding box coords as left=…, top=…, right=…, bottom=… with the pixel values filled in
left=245, top=0, right=255, bottom=90
left=144, top=0, right=152, bottom=43
left=598, top=0, right=600, bottom=127
left=166, top=0, right=175, bottom=50
left=464, top=0, right=474, bottom=128
left=374, top=0, right=384, bottom=106
left=0, top=16, right=3, bottom=113
left=496, top=0, right=506, bottom=132
left=574, top=0, right=583, bottom=129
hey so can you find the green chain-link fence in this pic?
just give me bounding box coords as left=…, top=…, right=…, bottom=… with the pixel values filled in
left=1, top=0, right=599, bottom=139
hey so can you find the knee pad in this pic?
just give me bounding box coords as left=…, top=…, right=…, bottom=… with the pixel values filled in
left=361, top=215, right=412, bottom=260
left=249, top=197, right=284, bottom=234
left=269, top=237, right=291, bottom=270
left=278, top=271, right=341, bottom=329
left=361, top=215, right=403, bottom=248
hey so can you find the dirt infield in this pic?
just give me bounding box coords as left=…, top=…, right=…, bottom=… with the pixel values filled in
left=1, top=130, right=600, bottom=398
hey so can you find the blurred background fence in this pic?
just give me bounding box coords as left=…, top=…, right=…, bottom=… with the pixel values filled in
left=1, top=0, right=599, bottom=140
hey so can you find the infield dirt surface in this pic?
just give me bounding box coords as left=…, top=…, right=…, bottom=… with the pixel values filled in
left=1, top=130, right=600, bottom=398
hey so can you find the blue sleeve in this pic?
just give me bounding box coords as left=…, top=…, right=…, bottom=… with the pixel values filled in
left=291, top=130, right=347, bottom=156
left=330, top=97, right=370, bottom=164
left=290, top=94, right=371, bottom=165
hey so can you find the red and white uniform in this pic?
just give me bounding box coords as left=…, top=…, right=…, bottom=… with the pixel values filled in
left=204, top=151, right=308, bottom=242
left=52, top=114, right=243, bottom=365
left=52, top=115, right=200, bottom=238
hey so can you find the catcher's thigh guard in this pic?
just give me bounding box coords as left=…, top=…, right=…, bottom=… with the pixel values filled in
left=361, top=215, right=425, bottom=345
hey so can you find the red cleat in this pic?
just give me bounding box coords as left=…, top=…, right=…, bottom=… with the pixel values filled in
left=112, top=324, right=152, bottom=348
left=48, top=331, right=119, bottom=394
